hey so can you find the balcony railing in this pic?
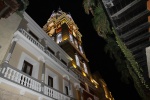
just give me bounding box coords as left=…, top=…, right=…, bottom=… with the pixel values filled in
left=0, top=63, right=74, bottom=100
left=18, top=29, right=77, bottom=78
left=17, top=29, right=97, bottom=90
left=116, top=10, right=150, bottom=30
left=120, top=22, right=150, bottom=39
left=71, top=67, right=96, bottom=90
left=82, top=89, right=99, bottom=100
left=111, top=0, right=141, bottom=19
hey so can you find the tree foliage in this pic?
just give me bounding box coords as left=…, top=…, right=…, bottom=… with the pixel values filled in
left=83, top=0, right=150, bottom=99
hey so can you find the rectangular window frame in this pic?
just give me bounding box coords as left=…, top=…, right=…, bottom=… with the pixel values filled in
left=22, top=60, right=33, bottom=76
left=65, top=86, right=69, bottom=95
left=48, top=75, right=53, bottom=87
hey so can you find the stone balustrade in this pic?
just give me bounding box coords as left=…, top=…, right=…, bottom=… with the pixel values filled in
left=0, top=63, right=74, bottom=100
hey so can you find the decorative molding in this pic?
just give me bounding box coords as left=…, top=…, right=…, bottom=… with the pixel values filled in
left=63, top=74, right=70, bottom=80
left=11, top=37, right=19, bottom=43
left=38, top=56, right=45, bottom=62
left=74, top=83, right=80, bottom=90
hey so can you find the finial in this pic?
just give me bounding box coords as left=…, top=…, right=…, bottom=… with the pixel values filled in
left=52, top=10, right=55, bottom=13
left=58, top=6, right=61, bottom=11
left=68, top=12, right=71, bottom=15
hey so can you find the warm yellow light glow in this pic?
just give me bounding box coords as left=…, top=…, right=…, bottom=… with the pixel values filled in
left=64, top=38, right=67, bottom=41
left=95, top=85, right=98, bottom=88
left=73, top=64, right=77, bottom=68
left=83, top=72, right=86, bottom=77
left=91, top=79, right=94, bottom=83
left=93, top=79, right=98, bottom=85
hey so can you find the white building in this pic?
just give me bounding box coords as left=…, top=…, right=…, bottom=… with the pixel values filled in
left=0, top=9, right=101, bottom=100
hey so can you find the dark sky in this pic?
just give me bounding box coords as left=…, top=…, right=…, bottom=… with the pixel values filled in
left=25, top=0, right=141, bottom=100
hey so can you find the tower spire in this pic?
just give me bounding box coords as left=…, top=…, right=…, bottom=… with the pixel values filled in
left=58, top=6, right=61, bottom=11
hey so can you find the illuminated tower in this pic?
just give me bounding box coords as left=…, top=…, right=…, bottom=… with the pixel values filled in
left=43, top=9, right=90, bottom=77
left=43, top=9, right=100, bottom=100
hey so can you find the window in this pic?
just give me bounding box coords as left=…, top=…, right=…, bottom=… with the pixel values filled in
left=65, top=86, right=69, bottom=95
left=69, top=34, right=74, bottom=44
left=22, top=60, right=33, bottom=76
left=80, top=83, right=86, bottom=90
left=75, top=54, right=80, bottom=67
left=83, top=62, right=88, bottom=74
left=17, top=52, right=39, bottom=79
left=48, top=76, right=53, bottom=87
left=56, top=33, right=62, bottom=43
left=79, top=45, right=83, bottom=54
left=45, top=68, right=59, bottom=90
left=74, top=39, right=78, bottom=48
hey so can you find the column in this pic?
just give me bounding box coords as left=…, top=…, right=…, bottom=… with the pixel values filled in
left=5, top=38, right=18, bottom=63
left=42, top=62, right=45, bottom=83
left=80, top=88, right=83, bottom=100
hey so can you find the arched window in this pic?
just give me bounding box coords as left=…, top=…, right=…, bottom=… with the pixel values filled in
left=56, top=33, right=62, bottom=43
left=75, top=54, right=80, bottom=67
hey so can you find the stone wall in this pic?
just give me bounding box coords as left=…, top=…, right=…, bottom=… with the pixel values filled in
left=0, top=88, right=37, bottom=100
left=0, top=12, right=22, bottom=64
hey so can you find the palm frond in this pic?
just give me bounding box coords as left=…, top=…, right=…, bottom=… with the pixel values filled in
left=83, top=0, right=95, bottom=14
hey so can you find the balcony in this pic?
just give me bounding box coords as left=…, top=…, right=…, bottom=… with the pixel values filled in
left=134, top=52, right=145, bottom=60
left=71, top=67, right=96, bottom=90
left=116, top=10, right=150, bottom=31
left=120, top=22, right=150, bottom=39
left=16, top=29, right=97, bottom=90
left=130, top=41, right=150, bottom=54
left=111, top=0, right=142, bottom=19
left=82, top=89, right=99, bottom=100
left=0, top=62, right=73, bottom=100
left=125, top=32, right=150, bottom=46
left=59, top=40, right=89, bottom=62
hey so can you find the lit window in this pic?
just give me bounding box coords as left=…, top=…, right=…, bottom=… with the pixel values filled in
left=22, top=60, right=33, bottom=76
left=79, top=45, right=83, bottom=53
left=83, top=62, right=88, bottom=74
left=74, top=39, right=78, bottom=48
left=69, top=34, right=74, bottom=44
left=48, top=76, right=53, bottom=87
left=56, top=33, right=62, bottom=43
left=73, top=30, right=76, bottom=37
left=75, top=54, right=80, bottom=67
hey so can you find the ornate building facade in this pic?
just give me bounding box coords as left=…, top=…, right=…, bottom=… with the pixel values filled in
left=0, top=8, right=114, bottom=100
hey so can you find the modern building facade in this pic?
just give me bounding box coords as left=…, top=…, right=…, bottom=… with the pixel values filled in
left=0, top=7, right=114, bottom=100
left=102, top=0, right=150, bottom=83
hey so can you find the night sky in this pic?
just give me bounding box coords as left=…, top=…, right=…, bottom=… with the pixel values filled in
left=25, top=0, right=141, bottom=100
